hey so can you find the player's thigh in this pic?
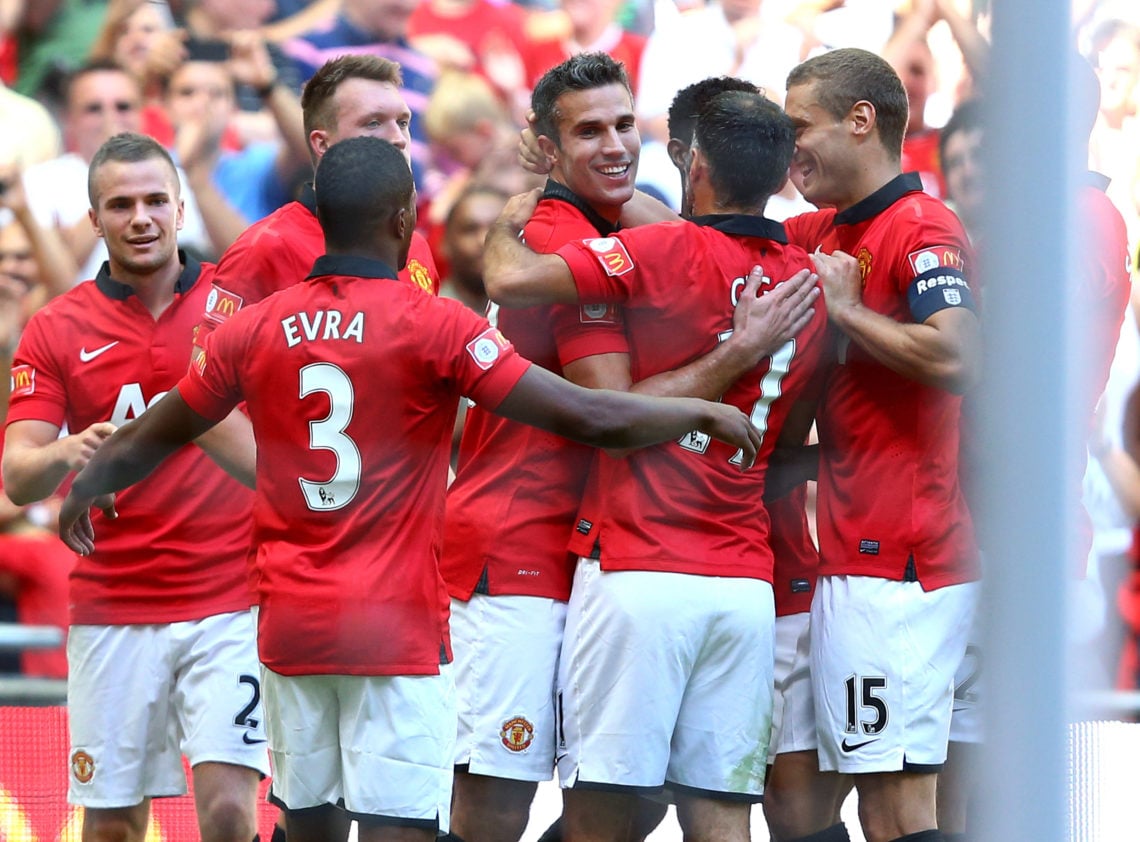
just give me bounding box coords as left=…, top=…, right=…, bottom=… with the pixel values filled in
left=556, top=560, right=703, bottom=792
left=769, top=611, right=816, bottom=760
left=67, top=624, right=185, bottom=807
left=668, top=577, right=774, bottom=800
left=171, top=610, right=270, bottom=776
left=451, top=593, right=566, bottom=781
left=811, top=575, right=977, bottom=774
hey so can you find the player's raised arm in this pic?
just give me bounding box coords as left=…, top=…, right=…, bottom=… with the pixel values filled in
left=492, top=364, right=761, bottom=464
left=58, top=389, right=218, bottom=555
left=482, top=189, right=581, bottom=308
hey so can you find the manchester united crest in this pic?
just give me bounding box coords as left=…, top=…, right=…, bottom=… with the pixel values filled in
left=856, top=247, right=872, bottom=286
left=71, top=750, right=95, bottom=784
left=499, top=716, right=535, bottom=753
left=406, top=259, right=433, bottom=293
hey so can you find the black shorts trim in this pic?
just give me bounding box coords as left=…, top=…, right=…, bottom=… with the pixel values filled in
left=901, top=759, right=943, bottom=774
left=667, top=780, right=764, bottom=805
left=267, top=793, right=440, bottom=831
left=568, top=779, right=665, bottom=797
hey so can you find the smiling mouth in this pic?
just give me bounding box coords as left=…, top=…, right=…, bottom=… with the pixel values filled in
left=598, top=164, right=631, bottom=178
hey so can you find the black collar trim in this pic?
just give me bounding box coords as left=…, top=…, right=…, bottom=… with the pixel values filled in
left=689, top=213, right=788, bottom=244
left=542, top=179, right=620, bottom=236
left=834, top=172, right=924, bottom=226
left=298, top=181, right=318, bottom=215
left=306, top=254, right=400, bottom=282
left=94, top=250, right=201, bottom=300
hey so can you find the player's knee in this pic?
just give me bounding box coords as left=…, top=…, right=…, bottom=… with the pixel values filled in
left=83, top=808, right=148, bottom=842
left=198, top=790, right=258, bottom=842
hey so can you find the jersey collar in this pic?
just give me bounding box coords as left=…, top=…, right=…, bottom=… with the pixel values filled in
left=306, top=254, right=400, bottom=281
left=95, top=250, right=201, bottom=301
left=542, top=179, right=621, bottom=236
left=833, top=172, right=924, bottom=226
left=689, top=213, right=788, bottom=244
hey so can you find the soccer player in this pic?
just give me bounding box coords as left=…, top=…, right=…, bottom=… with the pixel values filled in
left=483, top=89, right=830, bottom=842
left=2, top=133, right=267, bottom=842
left=56, top=136, right=763, bottom=842
left=780, top=48, right=981, bottom=842
left=193, top=53, right=440, bottom=361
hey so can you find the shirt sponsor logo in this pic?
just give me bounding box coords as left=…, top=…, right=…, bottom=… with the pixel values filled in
left=205, top=286, right=243, bottom=323
left=907, top=246, right=964, bottom=275
left=406, top=258, right=434, bottom=293
left=858, top=539, right=880, bottom=555
left=9, top=364, right=34, bottom=397
left=79, top=341, right=119, bottom=362
left=585, top=237, right=635, bottom=276
left=500, top=716, right=535, bottom=753
left=71, top=750, right=95, bottom=784
left=465, top=327, right=511, bottom=370
left=580, top=302, right=616, bottom=324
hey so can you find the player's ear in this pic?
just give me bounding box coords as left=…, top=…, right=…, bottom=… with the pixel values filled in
left=536, top=133, right=559, bottom=166
left=310, top=129, right=331, bottom=161
left=849, top=100, right=875, bottom=139
left=88, top=207, right=104, bottom=239
left=666, top=138, right=689, bottom=172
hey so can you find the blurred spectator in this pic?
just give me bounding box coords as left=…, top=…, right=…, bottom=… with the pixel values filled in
left=408, top=0, right=530, bottom=114
left=438, top=184, right=506, bottom=314
left=0, top=78, right=62, bottom=167
left=519, top=0, right=646, bottom=94
left=262, top=0, right=339, bottom=42
left=165, top=36, right=309, bottom=232
left=1088, top=17, right=1140, bottom=252
left=13, top=0, right=109, bottom=98
left=0, top=160, right=77, bottom=310
left=21, top=61, right=218, bottom=281
left=280, top=0, right=438, bottom=191
left=939, top=96, right=983, bottom=240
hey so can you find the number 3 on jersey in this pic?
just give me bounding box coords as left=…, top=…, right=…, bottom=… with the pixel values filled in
left=298, top=362, right=361, bottom=511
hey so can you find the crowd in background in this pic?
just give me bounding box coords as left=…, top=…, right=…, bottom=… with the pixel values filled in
left=0, top=0, right=1138, bottom=696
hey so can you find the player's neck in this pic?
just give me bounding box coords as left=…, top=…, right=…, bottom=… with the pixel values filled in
left=109, top=256, right=183, bottom=319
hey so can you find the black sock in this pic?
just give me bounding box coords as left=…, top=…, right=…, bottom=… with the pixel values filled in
left=270, top=823, right=287, bottom=842
left=787, top=823, right=851, bottom=842
left=889, top=831, right=944, bottom=842
left=536, top=817, right=563, bottom=842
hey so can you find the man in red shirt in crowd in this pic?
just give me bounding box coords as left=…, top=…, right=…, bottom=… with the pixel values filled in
left=3, top=133, right=267, bottom=842
left=56, top=135, right=762, bottom=842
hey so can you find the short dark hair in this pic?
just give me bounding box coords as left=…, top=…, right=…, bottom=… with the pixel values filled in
left=301, top=55, right=404, bottom=140
left=786, top=48, right=908, bottom=160
left=445, top=184, right=509, bottom=233
left=531, top=52, right=632, bottom=149
left=939, top=97, right=983, bottom=163
left=693, top=90, right=794, bottom=208
left=65, top=59, right=140, bottom=109
left=88, top=131, right=178, bottom=207
left=314, top=136, right=413, bottom=250
left=667, top=76, right=760, bottom=146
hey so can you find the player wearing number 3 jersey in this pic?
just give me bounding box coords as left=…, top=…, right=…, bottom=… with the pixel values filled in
left=56, top=137, right=764, bottom=842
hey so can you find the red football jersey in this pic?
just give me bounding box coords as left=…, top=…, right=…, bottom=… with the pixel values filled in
left=408, top=0, right=528, bottom=97
left=521, top=30, right=646, bottom=94
left=178, top=254, right=531, bottom=676
left=769, top=486, right=818, bottom=617
left=195, top=188, right=439, bottom=352
left=785, top=173, right=980, bottom=590
left=6, top=256, right=255, bottom=625
left=901, top=130, right=945, bottom=199
left=557, top=214, right=828, bottom=580
left=441, top=185, right=628, bottom=600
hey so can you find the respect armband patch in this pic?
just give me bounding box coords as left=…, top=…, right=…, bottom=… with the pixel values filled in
left=907, top=266, right=975, bottom=323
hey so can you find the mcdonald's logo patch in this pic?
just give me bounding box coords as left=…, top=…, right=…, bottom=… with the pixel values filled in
left=586, top=237, right=635, bottom=277
left=907, top=246, right=964, bottom=275
left=10, top=365, right=34, bottom=397
left=204, top=286, right=243, bottom=325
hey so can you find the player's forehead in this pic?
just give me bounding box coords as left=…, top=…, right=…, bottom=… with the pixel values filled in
left=71, top=71, right=140, bottom=108
left=333, top=77, right=410, bottom=122
left=92, top=157, right=179, bottom=204
left=556, top=84, right=634, bottom=131
left=783, top=82, right=827, bottom=123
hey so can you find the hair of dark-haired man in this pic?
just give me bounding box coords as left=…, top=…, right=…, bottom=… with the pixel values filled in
left=667, top=76, right=761, bottom=147
left=314, top=136, right=414, bottom=259
left=301, top=55, right=405, bottom=145
left=445, top=184, right=510, bottom=234
left=938, top=97, right=983, bottom=165
left=786, top=47, right=909, bottom=160
left=65, top=59, right=140, bottom=108
left=87, top=131, right=179, bottom=207
left=531, top=52, right=632, bottom=149
left=692, top=90, right=794, bottom=210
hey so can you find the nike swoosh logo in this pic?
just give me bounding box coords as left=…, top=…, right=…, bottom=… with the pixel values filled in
left=79, top=341, right=119, bottom=362
left=840, top=737, right=878, bottom=753
left=242, top=734, right=267, bottom=745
